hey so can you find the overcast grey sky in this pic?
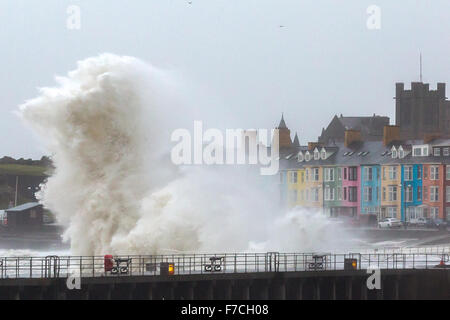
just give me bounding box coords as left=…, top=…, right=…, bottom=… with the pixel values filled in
left=1, top=0, right=449, bottom=158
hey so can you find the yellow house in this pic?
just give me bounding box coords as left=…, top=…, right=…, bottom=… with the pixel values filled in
left=286, top=168, right=303, bottom=208
left=380, top=164, right=401, bottom=220
left=302, top=166, right=323, bottom=209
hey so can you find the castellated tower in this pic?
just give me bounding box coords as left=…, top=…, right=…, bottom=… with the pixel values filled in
left=395, top=82, right=450, bottom=140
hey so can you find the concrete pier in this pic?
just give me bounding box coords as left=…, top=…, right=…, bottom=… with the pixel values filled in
left=0, top=269, right=448, bottom=300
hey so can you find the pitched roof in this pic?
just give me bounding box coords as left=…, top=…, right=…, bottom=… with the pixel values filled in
left=277, top=114, right=287, bottom=129
left=6, top=202, right=42, bottom=212
left=292, top=133, right=300, bottom=147
left=338, top=115, right=389, bottom=136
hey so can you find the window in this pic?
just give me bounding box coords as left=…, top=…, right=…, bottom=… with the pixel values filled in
left=388, top=186, right=397, bottom=201
left=348, top=187, right=357, bottom=202
left=389, top=166, right=397, bottom=180
left=444, top=148, right=450, bottom=156
left=387, top=207, right=397, bottom=218
left=382, top=167, right=386, bottom=180
left=364, top=187, right=373, bottom=202
left=344, top=187, right=347, bottom=200
left=430, top=166, right=439, bottom=180
left=305, top=152, right=311, bottom=161
left=301, top=172, right=304, bottom=183
left=321, top=149, right=326, bottom=160
left=305, top=169, right=310, bottom=181
left=430, top=207, right=439, bottom=219
left=418, top=187, right=422, bottom=201
left=447, top=165, right=450, bottom=180
left=298, top=153, right=304, bottom=162
left=364, top=167, right=373, bottom=181
left=337, top=187, right=342, bottom=201
left=446, top=186, right=450, bottom=202
left=424, top=166, right=428, bottom=179
left=424, top=186, right=428, bottom=200
left=413, top=147, right=421, bottom=156
left=337, top=168, right=342, bottom=180
left=405, top=186, right=413, bottom=202
left=324, top=168, right=335, bottom=182
left=382, top=187, right=386, bottom=201
left=314, top=149, right=319, bottom=160
left=418, top=166, right=422, bottom=179
left=313, top=168, right=320, bottom=181
left=289, top=190, right=298, bottom=203
left=290, top=171, right=298, bottom=183
left=434, top=148, right=441, bottom=157
left=404, top=166, right=413, bottom=181
left=325, top=187, right=335, bottom=201
left=392, top=150, right=398, bottom=158
left=406, top=207, right=423, bottom=221
left=344, top=168, right=347, bottom=180
left=312, top=188, right=319, bottom=202
left=430, top=186, right=439, bottom=202
left=348, top=167, right=357, bottom=181
left=413, top=146, right=429, bottom=157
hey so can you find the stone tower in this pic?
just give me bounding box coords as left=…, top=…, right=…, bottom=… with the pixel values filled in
left=395, top=82, right=450, bottom=140
left=277, top=114, right=292, bottom=148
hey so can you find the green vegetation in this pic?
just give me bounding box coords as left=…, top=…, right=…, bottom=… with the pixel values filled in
left=0, top=164, right=48, bottom=177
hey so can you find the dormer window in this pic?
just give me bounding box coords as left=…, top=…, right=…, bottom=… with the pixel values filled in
left=320, top=148, right=326, bottom=160
left=297, top=152, right=304, bottom=162
left=391, top=146, right=397, bottom=159
left=313, top=148, right=319, bottom=160
left=305, top=151, right=311, bottom=161
left=434, top=148, right=441, bottom=157
left=444, top=148, right=450, bottom=156
left=413, top=145, right=430, bottom=157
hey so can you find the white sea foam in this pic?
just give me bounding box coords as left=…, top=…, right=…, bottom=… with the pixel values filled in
left=19, top=54, right=351, bottom=256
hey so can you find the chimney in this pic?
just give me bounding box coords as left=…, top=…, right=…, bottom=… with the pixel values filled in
left=383, top=125, right=400, bottom=146
left=308, top=142, right=322, bottom=151
left=424, top=133, right=441, bottom=144
left=344, top=130, right=361, bottom=148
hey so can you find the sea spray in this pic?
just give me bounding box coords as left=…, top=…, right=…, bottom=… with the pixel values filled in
left=19, top=54, right=351, bottom=255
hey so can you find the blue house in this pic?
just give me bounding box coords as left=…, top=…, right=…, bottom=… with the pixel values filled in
left=401, top=164, right=423, bottom=222
left=360, top=165, right=381, bottom=219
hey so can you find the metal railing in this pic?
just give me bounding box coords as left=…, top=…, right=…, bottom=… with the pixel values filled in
left=0, top=252, right=448, bottom=280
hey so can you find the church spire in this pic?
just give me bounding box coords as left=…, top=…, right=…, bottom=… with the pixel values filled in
left=275, top=113, right=292, bottom=148
left=277, top=113, right=287, bottom=129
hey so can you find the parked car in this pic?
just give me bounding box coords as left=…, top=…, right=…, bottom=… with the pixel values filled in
left=409, top=217, right=427, bottom=226
left=425, top=219, right=448, bottom=230
left=378, top=218, right=402, bottom=228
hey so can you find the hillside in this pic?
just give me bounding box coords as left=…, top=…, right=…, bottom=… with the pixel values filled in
left=0, top=164, right=48, bottom=176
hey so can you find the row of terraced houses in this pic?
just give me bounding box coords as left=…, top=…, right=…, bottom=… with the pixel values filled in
left=278, top=81, right=450, bottom=224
